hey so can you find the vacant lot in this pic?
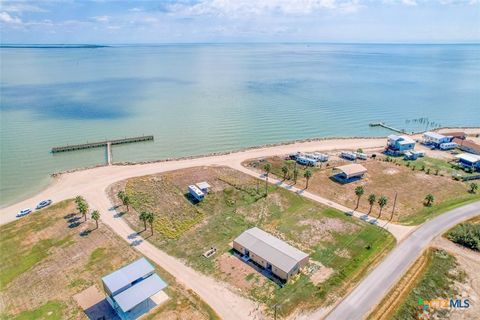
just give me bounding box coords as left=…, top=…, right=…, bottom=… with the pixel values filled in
left=245, top=156, right=479, bottom=225
left=0, top=200, right=217, bottom=320
left=380, top=248, right=465, bottom=320
left=111, top=166, right=395, bottom=317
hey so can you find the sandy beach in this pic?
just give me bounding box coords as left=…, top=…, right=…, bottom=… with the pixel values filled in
left=2, top=129, right=479, bottom=225
left=0, top=137, right=389, bottom=224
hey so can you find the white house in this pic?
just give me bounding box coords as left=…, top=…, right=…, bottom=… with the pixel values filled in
left=102, top=258, right=168, bottom=320
left=188, top=185, right=205, bottom=201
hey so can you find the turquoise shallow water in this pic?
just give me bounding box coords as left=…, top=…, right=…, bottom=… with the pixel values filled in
left=1, top=44, right=479, bottom=206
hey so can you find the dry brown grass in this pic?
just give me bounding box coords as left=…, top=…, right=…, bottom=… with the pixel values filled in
left=247, top=156, right=472, bottom=222
left=0, top=200, right=217, bottom=320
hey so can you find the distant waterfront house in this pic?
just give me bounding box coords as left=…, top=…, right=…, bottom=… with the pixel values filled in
left=423, top=132, right=450, bottom=147
left=233, top=227, right=309, bottom=281
left=386, top=134, right=416, bottom=154
left=453, top=138, right=480, bottom=155
left=332, top=164, right=367, bottom=182
left=305, top=152, right=329, bottom=162
left=446, top=132, right=467, bottom=140
left=196, top=181, right=211, bottom=194
left=188, top=185, right=205, bottom=201
left=296, top=155, right=318, bottom=167
left=102, top=258, right=168, bottom=320
left=340, top=151, right=357, bottom=161
left=455, top=153, right=480, bottom=171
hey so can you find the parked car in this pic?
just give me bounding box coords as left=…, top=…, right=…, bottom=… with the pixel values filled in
left=36, top=199, right=52, bottom=210
left=16, top=208, right=32, bottom=218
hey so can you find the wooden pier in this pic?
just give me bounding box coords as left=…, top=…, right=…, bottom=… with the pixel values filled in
left=369, top=122, right=407, bottom=134
left=51, top=135, right=154, bottom=153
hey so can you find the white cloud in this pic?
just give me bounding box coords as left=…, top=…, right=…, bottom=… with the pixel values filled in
left=0, top=11, right=21, bottom=23
left=92, top=15, right=110, bottom=23
left=129, top=7, right=143, bottom=12
left=169, top=0, right=364, bottom=17
left=401, top=0, right=417, bottom=5
left=0, top=3, right=46, bottom=13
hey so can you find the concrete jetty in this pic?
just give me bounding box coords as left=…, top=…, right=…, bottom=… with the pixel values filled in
left=369, top=122, right=408, bottom=134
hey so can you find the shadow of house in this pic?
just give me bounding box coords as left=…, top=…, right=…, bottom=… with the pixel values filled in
left=231, top=250, right=286, bottom=287
left=183, top=193, right=201, bottom=205
left=84, top=299, right=121, bottom=320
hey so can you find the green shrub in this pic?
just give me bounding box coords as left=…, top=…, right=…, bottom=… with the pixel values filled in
left=447, top=223, right=480, bottom=251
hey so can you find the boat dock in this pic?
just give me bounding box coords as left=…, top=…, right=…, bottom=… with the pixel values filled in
left=369, top=122, right=407, bottom=134
left=51, top=135, right=154, bottom=166
left=51, top=135, right=154, bottom=153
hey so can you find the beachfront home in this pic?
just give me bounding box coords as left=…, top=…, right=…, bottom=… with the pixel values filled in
left=439, top=142, right=458, bottom=150
left=355, top=152, right=368, bottom=160
left=196, top=181, right=211, bottom=194
left=447, top=132, right=467, bottom=140
left=296, top=155, right=317, bottom=167
left=453, top=138, right=480, bottom=155
left=340, top=151, right=357, bottom=161
left=305, top=152, right=329, bottom=162
left=386, top=135, right=416, bottom=155
left=332, top=163, right=367, bottom=182
left=233, top=227, right=309, bottom=281
left=423, top=132, right=450, bottom=148
left=188, top=185, right=205, bottom=202
left=102, top=258, right=168, bottom=320
left=404, top=150, right=425, bottom=160
left=455, top=153, right=480, bottom=171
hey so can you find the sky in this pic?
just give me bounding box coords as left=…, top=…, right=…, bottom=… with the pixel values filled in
left=0, top=0, right=479, bottom=44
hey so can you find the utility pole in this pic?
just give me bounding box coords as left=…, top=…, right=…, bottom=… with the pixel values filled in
left=391, top=192, right=397, bottom=221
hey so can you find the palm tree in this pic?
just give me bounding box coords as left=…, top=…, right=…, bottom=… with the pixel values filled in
left=355, top=186, right=365, bottom=210
left=470, top=182, right=478, bottom=194
left=263, top=163, right=272, bottom=195
left=304, top=169, right=312, bottom=189
left=146, top=212, right=155, bottom=236
left=91, top=210, right=100, bottom=229
left=377, top=196, right=388, bottom=218
left=293, top=168, right=299, bottom=184
left=123, top=195, right=131, bottom=212
left=424, top=194, right=434, bottom=207
left=78, top=201, right=89, bottom=222
left=139, top=211, right=149, bottom=231
left=281, top=165, right=289, bottom=180
left=367, top=194, right=376, bottom=214
left=75, top=195, right=84, bottom=206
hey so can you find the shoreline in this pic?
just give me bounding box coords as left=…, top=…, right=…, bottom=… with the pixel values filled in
left=1, top=127, right=479, bottom=219
left=50, top=126, right=480, bottom=177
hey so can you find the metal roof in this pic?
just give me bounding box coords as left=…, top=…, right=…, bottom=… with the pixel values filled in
left=234, top=227, right=308, bottom=274
left=102, top=258, right=154, bottom=295
left=334, top=163, right=368, bottom=179
left=114, top=274, right=167, bottom=312
left=423, top=131, right=446, bottom=140
left=188, top=185, right=204, bottom=196
left=196, top=181, right=211, bottom=190
left=455, top=153, right=480, bottom=163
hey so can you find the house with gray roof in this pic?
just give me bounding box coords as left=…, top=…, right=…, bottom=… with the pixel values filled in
left=233, top=227, right=309, bottom=281
left=102, top=258, right=168, bottom=320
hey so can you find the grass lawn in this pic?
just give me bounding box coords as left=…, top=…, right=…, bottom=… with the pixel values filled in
left=245, top=156, right=479, bottom=225
left=0, top=200, right=218, bottom=320
left=111, top=166, right=395, bottom=317
left=392, top=248, right=465, bottom=320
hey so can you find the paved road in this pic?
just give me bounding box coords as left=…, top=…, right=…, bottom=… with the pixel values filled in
left=325, top=201, right=480, bottom=320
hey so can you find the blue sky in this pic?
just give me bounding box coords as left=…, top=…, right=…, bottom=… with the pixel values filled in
left=1, top=0, right=479, bottom=43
